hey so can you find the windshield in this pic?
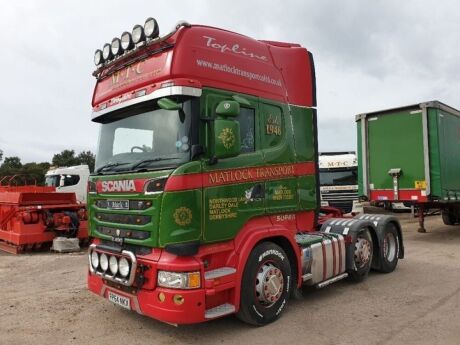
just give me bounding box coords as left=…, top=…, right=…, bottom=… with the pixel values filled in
left=45, top=174, right=81, bottom=187
left=319, top=168, right=357, bottom=186
left=95, top=100, right=195, bottom=173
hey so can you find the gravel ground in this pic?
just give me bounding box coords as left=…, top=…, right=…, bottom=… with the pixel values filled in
left=1, top=214, right=459, bottom=345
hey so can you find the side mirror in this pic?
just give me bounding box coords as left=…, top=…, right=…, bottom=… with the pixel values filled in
left=59, top=176, right=65, bottom=187
left=213, top=119, right=241, bottom=159
left=216, top=100, right=240, bottom=117
left=157, top=97, right=181, bottom=111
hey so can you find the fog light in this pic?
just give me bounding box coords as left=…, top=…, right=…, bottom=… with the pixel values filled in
left=144, top=17, right=159, bottom=39
left=100, top=253, right=109, bottom=272
left=173, top=294, right=184, bottom=305
left=111, top=37, right=123, bottom=56
left=102, top=43, right=113, bottom=61
left=119, top=257, right=130, bottom=277
left=90, top=251, right=99, bottom=269
left=94, top=49, right=103, bottom=65
left=121, top=31, right=134, bottom=50
left=109, top=255, right=118, bottom=275
left=132, top=24, right=145, bottom=44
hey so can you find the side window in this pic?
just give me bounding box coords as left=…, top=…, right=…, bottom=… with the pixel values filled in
left=235, top=108, right=255, bottom=153
left=62, top=175, right=80, bottom=187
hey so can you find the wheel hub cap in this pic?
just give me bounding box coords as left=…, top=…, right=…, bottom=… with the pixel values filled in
left=354, top=237, right=371, bottom=268
left=255, top=263, right=284, bottom=306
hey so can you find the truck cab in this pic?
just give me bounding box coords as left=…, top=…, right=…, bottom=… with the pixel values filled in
left=45, top=165, right=90, bottom=204
left=319, top=152, right=359, bottom=213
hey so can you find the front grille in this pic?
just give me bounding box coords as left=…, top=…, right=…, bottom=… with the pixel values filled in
left=97, top=226, right=150, bottom=240
left=328, top=201, right=353, bottom=213
left=96, top=212, right=151, bottom=225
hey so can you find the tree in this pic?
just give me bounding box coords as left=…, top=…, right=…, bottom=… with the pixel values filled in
left=77, top=150, right=96, bottom=172
left=52, top=150, right=80, bottom=168
left=1, top=156, right=22, bottom=169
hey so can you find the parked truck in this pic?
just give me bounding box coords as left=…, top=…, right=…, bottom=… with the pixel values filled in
left=356, top=101, right=460, bottom=232
left=319, top=152, right=359, bottom=213
left=86, top=18, right=404, bottom=325
left=45, top=165, right=90, bottom=204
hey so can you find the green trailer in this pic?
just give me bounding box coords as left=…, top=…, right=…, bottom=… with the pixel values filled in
left=356, top=101, right=460, bottom=232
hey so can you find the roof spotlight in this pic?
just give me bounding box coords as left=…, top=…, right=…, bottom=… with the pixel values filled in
left=94, top=49, right=104, bottom=66
left=102, top=43, right=113, bottom=61
left=121, top=31, right=134, bottom=51
left=144, top=17, right=159, bottom=39
left=111, top=37, right=123, bottom=56
left=132, top=24, right=145, bottom=44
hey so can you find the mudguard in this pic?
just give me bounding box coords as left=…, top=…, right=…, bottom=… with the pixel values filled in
left=353, top=214, right=405, bottom=270
left=319, top=217, right=377, bottom=271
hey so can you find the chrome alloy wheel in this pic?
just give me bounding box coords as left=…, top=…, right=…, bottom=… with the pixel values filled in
left=383, top=232, right=397, bottom=262
left=354, top=236, right=372, bottom=268
left=255, top=263, right=284, bottom=307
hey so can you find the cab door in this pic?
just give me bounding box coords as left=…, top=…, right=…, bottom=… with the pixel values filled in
left=202, top=92, right=265, bottom=243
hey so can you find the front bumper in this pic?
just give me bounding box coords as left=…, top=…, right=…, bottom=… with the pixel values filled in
left=87, top=273, right=207, bottom=324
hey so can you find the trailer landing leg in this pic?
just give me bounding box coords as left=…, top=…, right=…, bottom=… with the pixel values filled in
left=418, top=204, right=426, bottom=233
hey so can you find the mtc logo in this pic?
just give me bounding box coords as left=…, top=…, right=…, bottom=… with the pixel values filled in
left=111, top=62, right=143, bottom=85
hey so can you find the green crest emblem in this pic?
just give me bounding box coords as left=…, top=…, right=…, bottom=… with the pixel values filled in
left=218, top=127, right=236, bottom=150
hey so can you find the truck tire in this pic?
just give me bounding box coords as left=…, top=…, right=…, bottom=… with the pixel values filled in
left=236, top=242, right=291, bottom=326
left=442, top=210, right=456, bottom=226
left=378, top=223, right=399, bottom=273
left=348, top=228, right=373, bottom=282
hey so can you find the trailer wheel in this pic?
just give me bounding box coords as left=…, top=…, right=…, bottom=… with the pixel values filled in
left=442, top=210, right=456, bottom=226
left=348, top=228, right=373, bottom=282
left=236, top=242, right=291, bottom=326
left=378, top=223, right=399, bottom=273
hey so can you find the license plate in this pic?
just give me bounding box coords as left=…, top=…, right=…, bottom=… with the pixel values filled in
left=108, top=291, right=131, bottom=310
left=107, top=200, right=129, bottom=210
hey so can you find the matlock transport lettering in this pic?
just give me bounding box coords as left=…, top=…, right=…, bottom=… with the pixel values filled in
left=208, top=165, right=295, bottom=186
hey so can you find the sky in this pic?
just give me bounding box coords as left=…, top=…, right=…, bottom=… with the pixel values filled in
left=0, top=0, right=459, bottom=163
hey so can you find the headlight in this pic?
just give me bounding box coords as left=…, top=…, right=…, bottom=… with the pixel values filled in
left=109, top=255, right=118, bottom=275
left=144, top=17, right=159, bottom=39
left=119, top=257, right=130, bottom=277
left=132, top=24, right=145, bottom=44
left=121, top=31, right=134, bottom=50
left=102, top=43, right=113, bottom=61
left=94, top=49, right=103, bottom=66
left=90, top=251, right=99, bottom=269
left=111, top=37, right=123, bottom=56
left=157, top=271, right=201, bottom=289
left=100, top=253, right=109, bottom=272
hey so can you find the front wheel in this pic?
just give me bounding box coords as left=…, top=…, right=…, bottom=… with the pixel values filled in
left=236, top=242, right=291, bottom=326
left=348, top=228, right=373, bottom=282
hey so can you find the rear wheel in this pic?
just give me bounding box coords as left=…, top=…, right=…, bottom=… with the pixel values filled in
left=378, top=223, right=399, bottom=273
left=348, top=228, right=373, bottom=282
left=236, top=242, right=291, bottom=326
left=442, top=210, right=456, bottom=226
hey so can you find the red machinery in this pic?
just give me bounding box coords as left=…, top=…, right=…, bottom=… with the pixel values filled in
left=0, top=176, right=88, bottom=254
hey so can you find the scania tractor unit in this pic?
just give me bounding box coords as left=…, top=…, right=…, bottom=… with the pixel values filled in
left=319, top=152, right=359, bottom=213
left=87, top=18, right=404, bottom=325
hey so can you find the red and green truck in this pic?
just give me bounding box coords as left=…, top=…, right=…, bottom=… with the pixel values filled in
left=356, top=101, right=460, bottom=232
left=87, top=18, right=404, bottom=325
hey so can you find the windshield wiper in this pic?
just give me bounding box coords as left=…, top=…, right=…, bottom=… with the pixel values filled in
left=129, top=157, right=178, bottom=170
left=95, top=162, right=131, bottom=174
